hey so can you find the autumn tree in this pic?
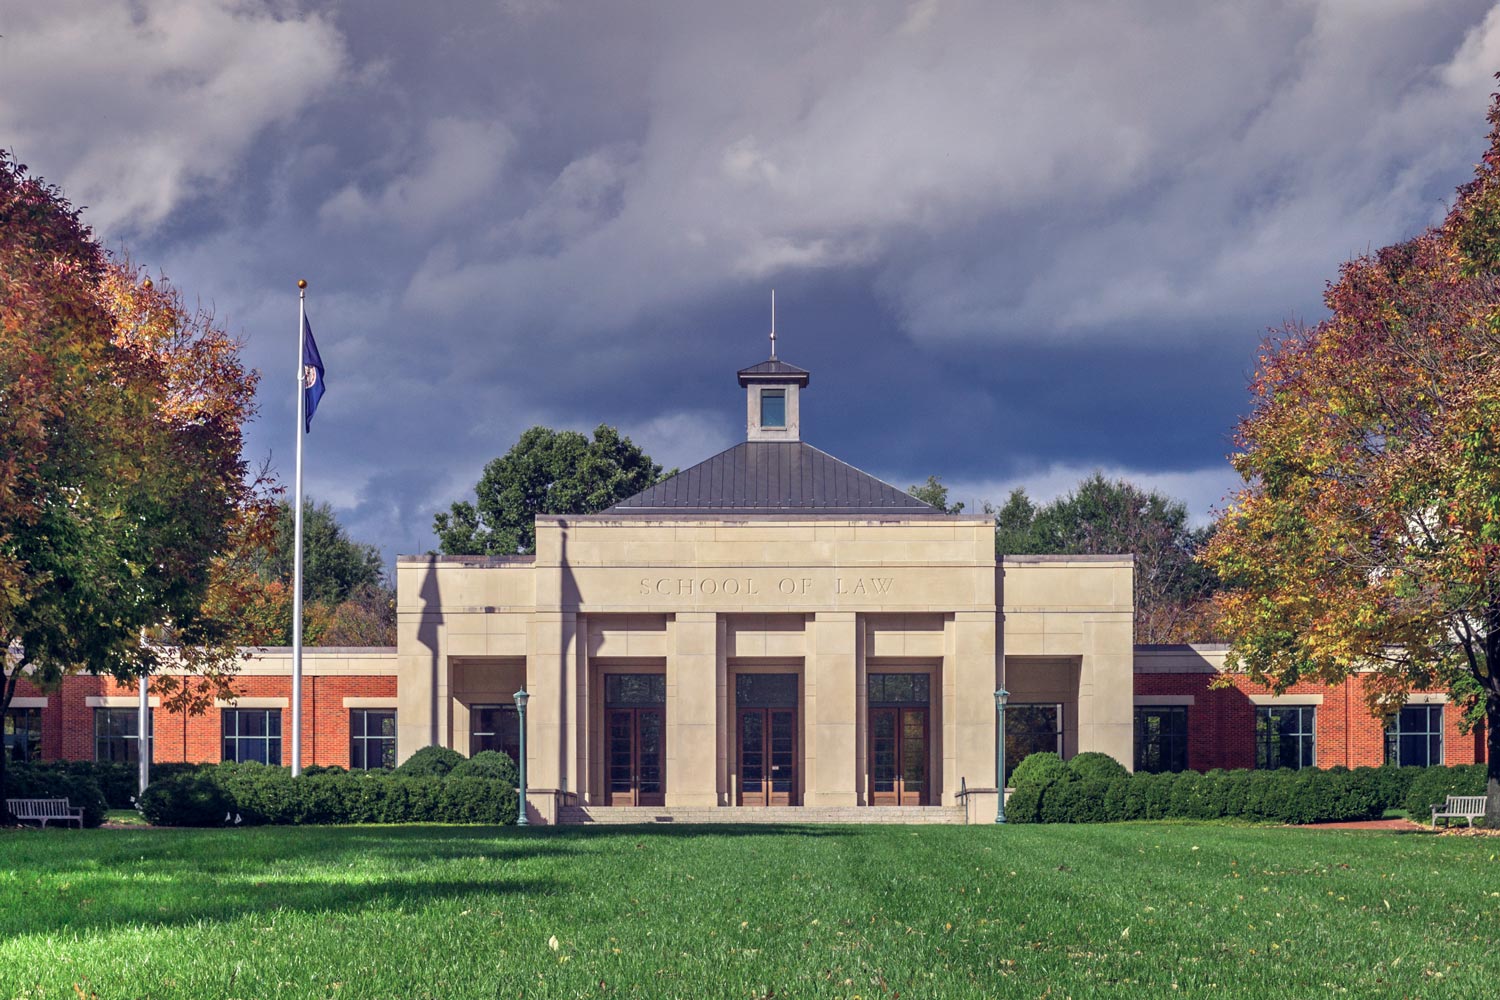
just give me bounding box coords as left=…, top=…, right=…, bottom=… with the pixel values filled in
left=435, top=424, right=666, bottom=555
left=241, top=499, right=395, bottom=646
left=0, top=154, right=266, bottom=815
left=1205, top=88, right=1500, bottom=822
left=996, top=475, right=1219, bottom=643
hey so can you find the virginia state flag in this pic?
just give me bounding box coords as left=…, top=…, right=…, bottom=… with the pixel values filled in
left=302, top=314, right=326, bottom=432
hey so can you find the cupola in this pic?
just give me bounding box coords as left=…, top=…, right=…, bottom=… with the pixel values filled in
left=736, top=293, right=810, bottom=441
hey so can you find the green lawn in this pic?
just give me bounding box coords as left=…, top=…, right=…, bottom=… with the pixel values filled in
left=1, top=823, right=1495, bottom=999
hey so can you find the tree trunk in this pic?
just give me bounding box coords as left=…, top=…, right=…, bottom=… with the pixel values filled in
left=0, top=668, right=14, bottom=825
left=1487, top=687, right=1500, bottom=828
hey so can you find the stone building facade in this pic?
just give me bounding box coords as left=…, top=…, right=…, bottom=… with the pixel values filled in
left=5, top=352, right=1484, bottom=822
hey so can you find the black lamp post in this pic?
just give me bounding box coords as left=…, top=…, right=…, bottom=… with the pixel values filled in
left=514, top=687, right=530, bottom=826
left=994, top=687, right=1009, bottom=824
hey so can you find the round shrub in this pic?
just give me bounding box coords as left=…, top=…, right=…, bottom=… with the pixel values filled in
left=449, top=750, right=518, bottom=786
left=139, top=773, right=232, bottom=827
left=1067, top=752, right=1128, bottom=784
left=1009, top=751, right=1067, bottom=790
left=395, top=745, right=464, bottom=777
left=437, top=777, right=519, bottom=825
left=1004, top=785, right=1043, bottom=823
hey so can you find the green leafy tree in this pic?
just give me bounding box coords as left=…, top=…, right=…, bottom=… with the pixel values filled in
left=435, top=425, right=666, bottom=555
left=1206, top=85, right=1500, bottom=822
left=996, top=474, right=1219, bottom=643
left=261, top=500, right=385, bottom=605
left=907, top=475, right=965, bottom=513
left=0, top=154, right=264, bottom=817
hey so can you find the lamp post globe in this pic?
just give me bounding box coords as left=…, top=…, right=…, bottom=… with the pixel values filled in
left=514, top=687, right=530, bottom=826
left=994, top=687, right=1009, bottom=824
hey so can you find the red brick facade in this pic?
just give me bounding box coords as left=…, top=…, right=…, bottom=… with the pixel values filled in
left=6, top=653, right=1488, bottom=771
left=10, top=671, right=397, bottom=768
left=1133, top=671, right=1485, bottom=771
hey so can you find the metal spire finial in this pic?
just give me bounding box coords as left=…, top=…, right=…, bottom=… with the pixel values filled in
left=770, top=288, right=777, bottom=360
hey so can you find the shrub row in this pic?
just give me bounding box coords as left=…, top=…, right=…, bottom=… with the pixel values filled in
left=14, top=760, right=207, bottom=809
left=4, top=765, right=109, bottom=827
left=138, top=762, right=518, bottom=827
left=1007, top=752, right=1486, bottom=825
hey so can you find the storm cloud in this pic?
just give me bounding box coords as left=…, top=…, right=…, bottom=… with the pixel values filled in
left=3, top=0, right=1497, bottom=562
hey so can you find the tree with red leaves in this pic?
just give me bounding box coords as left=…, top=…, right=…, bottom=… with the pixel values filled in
left=1206, top=87, right=1500, bottom=823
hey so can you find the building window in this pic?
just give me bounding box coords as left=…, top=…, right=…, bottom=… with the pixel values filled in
left=470, top=704, right=521, bottom=764
left=760, top=389, right=786, bottom=428
left=604, top=674, right=666, bottom=706
left=1385, top=704, right=1443, bottom=767
left=350, top=709, right=396, bottom=770
left=4, top=708, right=42, bottom=763
left=868, top=673, right=931, bottom=706
left=735, top=673, right=799, bottom=707
left=1005, top=703, right=1062, bottom=784
left=94, top=707, right=152, bottom=763
left=222, top=708, right=282, bottom=765
left=1135, top=706, right=1189, bottom=773
left=1255, top=705, right=1315, bottom=769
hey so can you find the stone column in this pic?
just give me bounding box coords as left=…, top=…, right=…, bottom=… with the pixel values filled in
left=1079, top=614, right=1135, bottom=768
left=807, top=611, right=857, bottom=807
left=668, top=611, right=719, bottom=807
left=525, top=610, right=577, bottom=824
left=949, top=610, right=999, bottom=806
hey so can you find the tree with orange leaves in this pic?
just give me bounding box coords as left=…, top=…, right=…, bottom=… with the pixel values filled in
left=1205, top=89, right=1500, bottom=822
left=0, top=152, right=270, bottom=816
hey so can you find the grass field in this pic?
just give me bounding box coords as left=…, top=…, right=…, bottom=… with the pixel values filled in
left=1, top=823, right=1496, bottom=999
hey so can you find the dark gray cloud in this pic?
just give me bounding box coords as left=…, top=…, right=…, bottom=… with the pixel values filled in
left=4, top=0, right=1498, bottom=565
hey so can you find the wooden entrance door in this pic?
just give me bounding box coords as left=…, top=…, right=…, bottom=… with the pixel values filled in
left=606, top=708, right=664, bottom=806
left=737, top=708, right=797, bottom=806
left=869, top=707, right=929, bottom=805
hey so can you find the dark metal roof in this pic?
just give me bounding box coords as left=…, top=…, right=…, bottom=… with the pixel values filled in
left=737, top=358, right=810, bottom=387
left=606, top=441, right=940, bottom=515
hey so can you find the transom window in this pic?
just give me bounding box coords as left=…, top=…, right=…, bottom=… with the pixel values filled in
left=604, top=674, right=666, bottom=706
left=868, top=673, right=931, bottom=706
left=4, top=708, right=42, bottom=763
left=760, top=389, right=786, bottom=428
left=1385, top=704, right=1443, bottom=767
left=349, top=709, right=396, bottom=770
left=470, top=704, right=522, bottom=764
left=222, top=708, right=282, bottom=765
left=95, top=707, right=152, bottom=763
left=1135, top=706, right=1188, bottom=773
left=736, top=673, right=798, bottom=707
left=1005, top=703, right=1062, bottom=784
left=1256, top=706, right=1316, bottom=769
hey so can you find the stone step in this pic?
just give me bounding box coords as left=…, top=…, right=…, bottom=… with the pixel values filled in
left=556, top=804, right=969, bottom=825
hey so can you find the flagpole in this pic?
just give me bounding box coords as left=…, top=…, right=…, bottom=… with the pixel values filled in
left=292, top=278, right=307, bottom=776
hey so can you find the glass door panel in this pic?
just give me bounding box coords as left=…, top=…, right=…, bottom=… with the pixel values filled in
left=637, top=709, right=664, bottom=806
left=870, top=708, right=899, bottom=804
left=738, top=710, right=766, bottom=804
left=900, top=708, right=928, bottom=804
left=769, top=709, right=796, bottom=806
left=608, top=710, right=636, bottom=805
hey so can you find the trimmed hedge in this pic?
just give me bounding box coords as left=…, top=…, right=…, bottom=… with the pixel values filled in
left=1006, top=758, right=1480, bottom=825
left=140, top=763, right=518, bottom=827
left=1405, top=763, right=1487, bottom=818
left=4, top=766, right=108, bottom=827
left=11, top=760, right=207, bottom=809
left=449, top=750, right=518, bottom=786
left=394, top=745, right=465, bottom=777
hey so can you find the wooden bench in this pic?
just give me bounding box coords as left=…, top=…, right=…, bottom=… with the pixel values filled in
left=1431, top=795, right=1488, bottom=828
left=6, top=798, right=85, bottom=829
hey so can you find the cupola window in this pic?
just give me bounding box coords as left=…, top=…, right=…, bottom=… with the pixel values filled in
left=760, top=389, right=786, bottom=428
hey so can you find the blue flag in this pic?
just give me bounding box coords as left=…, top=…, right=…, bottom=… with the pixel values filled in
left=302, top=314, right=325, bottom=432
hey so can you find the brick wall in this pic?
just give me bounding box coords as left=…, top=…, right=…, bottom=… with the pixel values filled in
left=11, top=672, right=396, bottom=767
left=1134, top=671, right=1486, bottom=770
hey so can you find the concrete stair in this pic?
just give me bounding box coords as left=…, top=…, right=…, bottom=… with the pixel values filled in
left=556, top=803, right=969, bottom=825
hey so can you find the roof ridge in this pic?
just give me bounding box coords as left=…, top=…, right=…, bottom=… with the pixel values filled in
left=798, top=441, right=936, bottom=511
